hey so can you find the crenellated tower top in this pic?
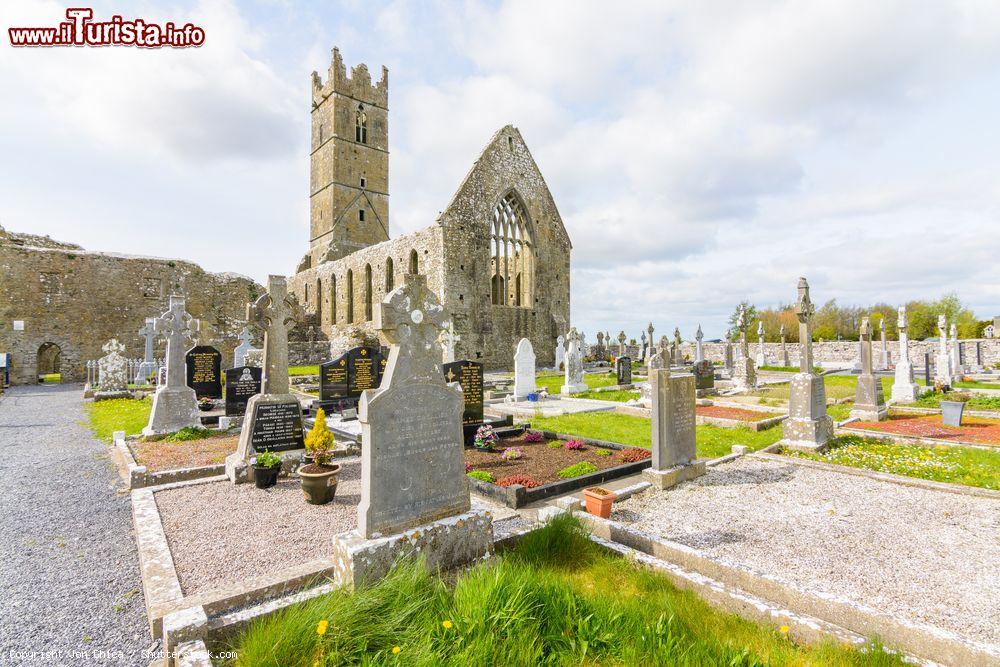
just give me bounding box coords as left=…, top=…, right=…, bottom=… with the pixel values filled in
left=311, top=47, right=388, bottom=109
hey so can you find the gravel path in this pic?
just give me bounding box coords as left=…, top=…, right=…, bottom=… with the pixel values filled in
left=615, top=456, right=1000, bottom=647
left=0, top=385, right=153, bottom=666
left=155, top=459, right=362, bottom=595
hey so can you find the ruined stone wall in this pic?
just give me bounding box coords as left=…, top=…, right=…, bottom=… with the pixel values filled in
left=0, top=230, right=261, bottom=385
left=437, top=126, right=571, bottom=370
left=288, top=225, right=444, bottom=359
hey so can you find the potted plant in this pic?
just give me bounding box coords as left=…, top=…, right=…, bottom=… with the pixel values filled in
left=251, top=450, right=282, bottom=489
left=583, top=486, right=615, bottom=518
left=940, top=392, right=970, bottom=427
left=299, top=408, right=341, bottom=505
left=197, top=397, right=214, bottom=412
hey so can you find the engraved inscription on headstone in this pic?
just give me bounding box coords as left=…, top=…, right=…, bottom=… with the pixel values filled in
left=185, top=345, right=222, bottom=398
left=443, top=359, right=484, bottom=427
left=616, top=356, right=632, bottom=385
left=250, top=401, right=305, bottom=452
left=320, top=346, right=385, bottom=401
left=225, top=366, right=262, bottom=416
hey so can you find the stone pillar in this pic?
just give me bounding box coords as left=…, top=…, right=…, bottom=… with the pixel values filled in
left=780, top=323, right=789, bottom=367
left=850, top=317, right=888, bottom=422
left=935, top=315, right=953, bottom=387
left=891, top=306, right=919, bottom=403
left=879, top=318, right=889, bottom=371
left=642, top=368, right=704, bottom=489
left=780, top=277, right=834, bottom=452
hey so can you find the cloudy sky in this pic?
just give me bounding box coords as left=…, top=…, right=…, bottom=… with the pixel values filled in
left=2, top=0, right=999, bottom=339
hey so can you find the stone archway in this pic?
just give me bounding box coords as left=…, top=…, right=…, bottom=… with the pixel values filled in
left=36, top=342, right=62, bottom=383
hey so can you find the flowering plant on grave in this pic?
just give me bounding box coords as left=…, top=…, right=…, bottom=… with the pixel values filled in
left=474, top=424, right=498, bottom=451
left=501, top=447, right=523, bottom=461
left=496, top=474, right=540, bottom=488
left=305, top=408, right=336, bottom=466
left=523, top=430, right=544, bottom=443
left=198, top=397, right=213, bottom=408
left=618, top=448, right=651, bottom=463
left=564, top=440, right=584, bottom=451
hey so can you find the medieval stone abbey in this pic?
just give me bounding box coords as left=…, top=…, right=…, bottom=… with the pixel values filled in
left=288, top=48, right=572, bottom=368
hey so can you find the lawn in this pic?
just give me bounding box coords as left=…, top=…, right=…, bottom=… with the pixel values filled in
left=39, top=373, right=62, bottom=383
left=224, top=515, right=901, bottom=667
left=904, top=390, right=1000, bottom=412
left=915, top=378, right=1000, bottom=391
left=572, top=389, right=640, bottom=403
left=535, top=372, right=621, bottom=394
left=525, top=412, right=782, bottom=459
left=784, top=435, right=1000, bottom=490
left=748, top=376, right=893, bottom=403
left=289, top=365, right=320, bottom=376
left=84, top=396, right=152, bottom=441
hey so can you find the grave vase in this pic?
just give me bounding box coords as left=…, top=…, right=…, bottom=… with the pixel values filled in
left=583, top=487, right=615, bottom=518
left=299, top=463, right=341, bottom=505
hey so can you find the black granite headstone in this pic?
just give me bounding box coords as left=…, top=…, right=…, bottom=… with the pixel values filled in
left=250, top=401, right=304, bottom=452
left=442, top=359, right=485, bottom=445
left=225, top=366, right=262, bottom=416
left=616, top=356, right=632, bottom=385
left=185, top=345, right=222, bottom=398
left=924, top=352, right=932, bottom=386
left=316, top=346, right=386, bottom=414
left=693, top=360, right=715, bottom=390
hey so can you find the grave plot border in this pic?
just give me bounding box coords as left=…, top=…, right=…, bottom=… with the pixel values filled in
left=887, top=403, right=1000, bottom=420
left=835, top=425, right=1000, bottom=451
left=112, top=432, right=226, bottom=490
left=612, top=404, right=786, bottom=431
left=572, top=510, right=1000, bottom=666
left=466, top=431, right=651, bottom=508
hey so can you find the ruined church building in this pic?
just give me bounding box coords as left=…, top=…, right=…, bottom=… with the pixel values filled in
left=289, top=48, right=572, bottom=368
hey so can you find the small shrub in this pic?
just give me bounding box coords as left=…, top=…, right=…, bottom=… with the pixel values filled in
left=474, top=424, right=498, bottom=451
left=501, top=447, right=523, bottom=461
left=557, top=461, right=598, bottom=479
left=305, top=408, right=336, bottom=465
left=497, top=474, right=540, bottom=488
left=619, top=448, right=651, bottom=463
left=523, top=430, right=544, bottom=443
left=164, top=426, right=212, bottom=442
left=546, top=440, right=563, bottom=449
left=464, top=462, right=472, bottom=473
left=564, top=439, right=584, bottom=451
left=252, top=451, right=282, bottom=468
left=467, top=470, right=495, bottom=483
left=595, top=448, right=612, bottom=457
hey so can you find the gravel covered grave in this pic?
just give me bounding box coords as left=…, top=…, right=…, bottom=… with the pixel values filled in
left=614, top=456, right=1000, bottom=647
left=155, top=458, right=362, bottom=595
left=131, top=433, right=238, bottom=471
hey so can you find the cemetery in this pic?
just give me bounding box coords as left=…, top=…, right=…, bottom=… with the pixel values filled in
left=2, top=15, right=999, bottom=667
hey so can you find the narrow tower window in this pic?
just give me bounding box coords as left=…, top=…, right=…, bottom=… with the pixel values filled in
left=331, top=276, right=337, bottom=324
left=409, top=249, right=419, bottom=274
left=356, top=105, right=368, bottom=144
left=359, top=209, right=365, bottom=222
left=364, top=264, right=373, bottom=321
left=346, top=269, right=354, bottom=324
left=385, top=257, right=394, bottom=292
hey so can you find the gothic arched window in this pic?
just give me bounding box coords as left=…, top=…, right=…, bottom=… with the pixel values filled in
left=356, top=105, right=368, bottom=144
left=346, top=269, right=354, bottom=324
left=490, top=191, right=535, bottom=307
left=364, top=264, right=373, bottom=321
left=385, top=257, right=394, bottom=292
left=409, top=249, right=419, bottom=275
left=330, top=276, right=337, bottom=324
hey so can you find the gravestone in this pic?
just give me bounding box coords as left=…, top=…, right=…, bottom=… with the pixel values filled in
left=332, top=274, right=491, bottom=586
left=934, top=315, right=954, bottom=387
left=561, top=328, right=587, bottom=395
left=779, top=278, right=834, bottom=452
left=879, top=318, right=889, bottom=370
left=639, top=332, right=647, bottom=361
left=694, top=324, right=704, bottom=362
left=443, top=359, right=484, bottom=443
left=596, top=332, right=605, bottom=359
left=185, top=345, right=222, bottom=398
left=555, top=334, right=566, bottom=369
left=143, top=296, right=201, bottom=436
left=136, top=319, right=157, bottom=384
left=97, top=339, right=129, bottom=395
left=616, top=356, right=632, bottom=385
left=226, top=275, right=305, bottom=483
left=780, top=323, right=790, bottom=367
left=692, top=360, right=715, bottom=396
left=224, top=366, right=262, bottom=416
left=617, top=331, right=627, bottom=357
left=672, top=328, right=682, bottom=365
left=731, top=305, right=756, bottom=391
left=724, top=339, right=734, bottom=375
left=755, top=322, right=767, bottom=367
left=513, top=338, right=536, bottom=399
left=891, top=306, right=920, bottom=403
left=317, top=346, right=386, bottom=414
left=850, top=317, right=888, bottom=421
left=950, top=323, right=964, bottom=376
left=642, top=368, right=703, bottom=489
left=647, top=322, right=655, bottom=356
left=924, top=352, right=933, bottom=387
left=441, top=321, right=459, bottom=364
left=233, top=326, right=255, bottom=368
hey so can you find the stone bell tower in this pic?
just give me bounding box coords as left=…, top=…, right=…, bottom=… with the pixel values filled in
left=301, top=47, right=389, bottom=272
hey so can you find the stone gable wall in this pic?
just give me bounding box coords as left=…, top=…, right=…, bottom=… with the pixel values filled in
left=0, top=237, right=261, bottom=385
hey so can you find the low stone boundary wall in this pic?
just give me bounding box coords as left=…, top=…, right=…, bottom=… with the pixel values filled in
left=111, top=432, right=227, bottom=490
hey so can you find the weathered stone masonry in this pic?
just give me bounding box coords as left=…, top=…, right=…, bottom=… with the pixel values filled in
left=0, top=228, right=261, bottom=385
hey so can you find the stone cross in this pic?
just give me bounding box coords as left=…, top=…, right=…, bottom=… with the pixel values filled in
left=617, top=331, right=627, bottom=356
left=441, top=320, right=459, bottom=364
left=561, top=328, right=586, bottom=394
left=859, top=317, right=874, bottom=374
left=672, top=327, right=682, bottom=364
left=950, top=322, right=963, bottom=375
left=154, top=296, right=199, bottom=389
left=248, top=275, right=300, bottom=395
left=233, top=326, right=255, bottom=368
left=756, top=321, right=767, bottom=366
left=555, top=334, right=566, bottom=368
left=780, top=323, right=789, bottom=367
left=736, top=304, right=750, bottom=361
left=640, top=331, right=648, bottom=360
left=879, top=318, right=889, bottom=370
left=935, top=314, right=952, bottom=386
left=794, top=278, right=814, bottom=373
left=139, top=319, right=156, bottom=363
left=647, top=322, right=655, bottom=349
left=596, top=331, right=605, bottom=355
left=694, top=324, right=704, bottom=362
left=891, top=306, right=919, bottom=402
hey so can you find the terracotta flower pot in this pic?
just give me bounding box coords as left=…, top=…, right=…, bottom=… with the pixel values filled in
left=299, top=463, right=341, bottom=505
left=583, top=486, right=615, bottom=518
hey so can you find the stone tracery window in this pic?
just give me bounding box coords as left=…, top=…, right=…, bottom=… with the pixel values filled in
left=346, top=269, right=354, bottom=324
left=490, top=191, right=534, bottom=307
left=385, top=257, right=394, bottom=292
left=364, top=264, right=373, bottom=321
left=356, top=104, right=368, bottom=144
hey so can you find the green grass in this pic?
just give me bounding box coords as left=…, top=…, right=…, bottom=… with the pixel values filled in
left=573, top=390, right=640, bottom=403
left=556, top=461, right=599, bottom=479
left=758, top=365, right=821, bottom=373
left=39, top=373, right=62, bottom=383
left=289, top=365, right=320, bottom=376
left=535, top=372, right=621, bottom=394
left=905, top=390, right=1000, bottom=412
left=143, top=426, right=215, bottom=443
left=84, top=397, right=152, bottom=441
left=525, top=413, right=782, bottom=459
left=784, top=435, right=1000, bottom=490
left=224, top=514, right=901, bottom=667
left=826, top=403, right=853, bottom=422
left=915, top=377, right=1000, bottom=390
left=748, top=376, right=894, bottom=403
